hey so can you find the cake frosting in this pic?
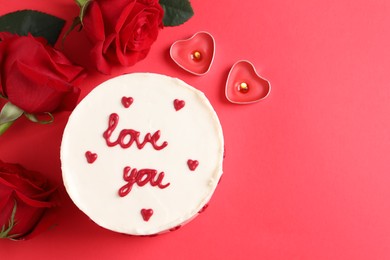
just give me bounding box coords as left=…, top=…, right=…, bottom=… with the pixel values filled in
left=60, top=73, right=224, bottom=235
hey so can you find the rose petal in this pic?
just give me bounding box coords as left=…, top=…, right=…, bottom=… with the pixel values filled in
left=58, top=85, right=81, bottom=112
left=139, top=0, right=159, bottom=5
left=15, top=191, right=56, bottom=208
left=0, top=160, right=25, bottom=174
left=0, top=195, right=14, bottom=230
left=4, top=163, right=48, bottom=190
left=0, top=161, right=57, bottom=239
left=90, top=42, right=112, bottom=74
left=102, top=33, right=116, bottom=55
left=0, top=35, right=83, bottom=113
left=0, top=32, right=16, bottom=41
left=83, top=2, right=106, bottom=42
left=0, top=174, right=47, bottom=198
left=6, top=61, right=79, bottom=113
left=21, top=202, right=59, bottom=240
left=1, top=35, right=48, bottom=85
left=114, top=1, right=137, bottom=33
left=115, top=35, right=149, bottom=66
left=0, top=190, right=12, bottom=211
left=9, top=198, right=46, bottom=238
left=99, top=0, right=136, bottom=32
left=0, top=173, right=56, bottom=203
left=0, top=194, right=50, bottom=239
left=44, top=47, right=84, bottom=83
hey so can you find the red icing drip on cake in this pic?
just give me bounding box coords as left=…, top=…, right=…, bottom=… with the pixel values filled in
left=198, top=204, right=209, bottom=214
left=103, top=113, right=168, bottom=150
left=169, top=225, right=182, bottom=232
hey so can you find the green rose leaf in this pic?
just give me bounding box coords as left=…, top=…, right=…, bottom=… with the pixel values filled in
left=0, top=102, right=24, bottom=124
left=159, top=0, right=194, bottom=26
left=0, top=10, right=65, bottom=45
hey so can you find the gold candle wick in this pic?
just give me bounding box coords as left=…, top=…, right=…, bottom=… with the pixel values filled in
left=191, top=51, right=202, bottom=61
left=238, top=82, right=249, bottom=93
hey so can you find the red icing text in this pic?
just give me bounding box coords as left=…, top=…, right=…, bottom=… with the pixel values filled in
left=119, top=166, right=170, bottom=197
left=103, top=113, right=168, bottom=150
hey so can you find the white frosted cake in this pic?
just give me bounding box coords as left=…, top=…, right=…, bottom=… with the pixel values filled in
left=61, top=73, right=224, bottom=235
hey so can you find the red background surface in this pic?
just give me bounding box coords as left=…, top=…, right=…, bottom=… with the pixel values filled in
left=1, top=0, right=390, bottom=259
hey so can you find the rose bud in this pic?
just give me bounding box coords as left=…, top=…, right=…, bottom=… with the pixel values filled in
left=0, top=160, right=57, bottom=240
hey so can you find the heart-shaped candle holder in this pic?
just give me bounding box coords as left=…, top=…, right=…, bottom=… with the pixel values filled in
left=170, top=31, right=215, bottom=76
left=225, top=60, right=271, bottom=104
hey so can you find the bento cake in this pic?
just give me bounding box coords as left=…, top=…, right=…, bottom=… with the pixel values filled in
left=61, top=73, right=224, bottom=235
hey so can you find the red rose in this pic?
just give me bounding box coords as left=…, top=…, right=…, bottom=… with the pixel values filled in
left=0, top=32, right=84, bottom=114
left=82, top=0, right=164, bottom=73
left=0, top=160, right=57, bottom=240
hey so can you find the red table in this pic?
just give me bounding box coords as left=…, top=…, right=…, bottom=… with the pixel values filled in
left=1, top=0, right=390, bottom=259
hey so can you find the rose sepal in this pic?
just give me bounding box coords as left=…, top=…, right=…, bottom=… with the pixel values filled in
left=0, top=101, right=56, bottom=136
left=24, top=113, right=54, bottom=125
left=0, top=102, right=24, bottom=125
left=0, top=102, right=24, bottom=136
left=76, top=0, right=92, bottom=24
left=72, top=0, right=92, bottom=27
left=62, top=0, right=92, bottom=46
left=0, top=200, right=19, bottom=240
left=0, top=121, right=14, bottom=136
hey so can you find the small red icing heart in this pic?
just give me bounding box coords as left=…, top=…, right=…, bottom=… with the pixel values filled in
left=141, top=208, right=153, bottom=222
left=85, top=151, right=97, bottom=164
left=225, top=60, right=271, bottom=104
left=174, top=99, right=185, bottom=111
left=121, top=96, right=133, bottom=108
left=187, top=159, right=199, bottom=171
left=170, top=31, right=215, bottom=75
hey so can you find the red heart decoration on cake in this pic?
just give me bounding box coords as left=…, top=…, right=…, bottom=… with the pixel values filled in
left=170, top=31, right=215, bottom=76
left=85, top=151, right=97, bottom=164
left=187, top=159, right=199, bottom=171
left=121, top=96, right=133, bottom=108
left=141, top=208, right=153, bottom=222
left=225, top=60, right=271, bottom=104
left=174, top=99, right=185, bottom=111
